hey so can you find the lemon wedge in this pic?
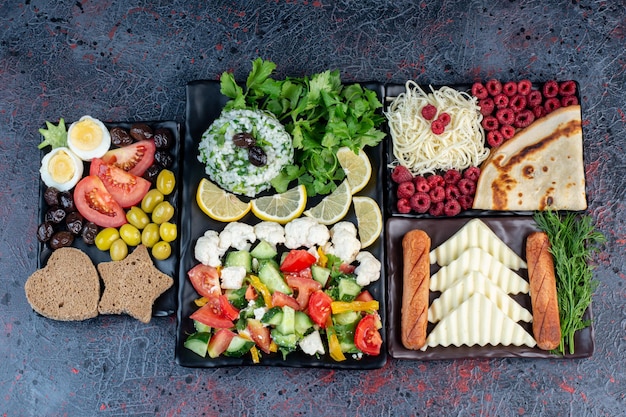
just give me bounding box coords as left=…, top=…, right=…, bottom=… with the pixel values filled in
left=352, top=196, right=383, bottom=249
left=303, top=180, right=352, bottom=225
left=196, top=178, right=251, bottom=222
left=337, top=147, right=372, bottom=195
left=251, top=185, right=307, bottom=224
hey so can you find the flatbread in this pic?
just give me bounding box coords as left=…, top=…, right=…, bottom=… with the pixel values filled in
left=473, top=105, right=586, bottom=211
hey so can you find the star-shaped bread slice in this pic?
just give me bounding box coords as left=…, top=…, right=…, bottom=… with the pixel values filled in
left=97, top=245, right=173, bottom=323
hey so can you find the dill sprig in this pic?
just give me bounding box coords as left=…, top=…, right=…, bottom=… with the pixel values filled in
left=533, top=210, right=606, bottom=355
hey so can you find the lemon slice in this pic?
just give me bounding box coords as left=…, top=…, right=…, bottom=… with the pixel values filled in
left=251, top=185, right=307, bottom=224
left=353, top=196, right=383, bottom=249
left=303, top=180, right=352, bottom=225
left=196, top=178, right=251, bottom=222
left=337, top=147, right=372, bottom=195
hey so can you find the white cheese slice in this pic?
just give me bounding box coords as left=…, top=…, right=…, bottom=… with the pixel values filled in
left=430, top=247, right=530, bottom=294
left=429, top=218, right=526, bottom=270
left=421, top=293, right=537, bottom=350
left=428, top=271, right=533, bottom=323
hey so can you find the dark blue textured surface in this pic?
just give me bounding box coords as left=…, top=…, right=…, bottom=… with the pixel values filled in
left=1, top=1, right=624, bottom=416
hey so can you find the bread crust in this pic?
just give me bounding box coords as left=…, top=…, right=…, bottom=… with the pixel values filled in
left=526, top=231, right=561, bottom=350
left=401, top=229, right=431, bottom=350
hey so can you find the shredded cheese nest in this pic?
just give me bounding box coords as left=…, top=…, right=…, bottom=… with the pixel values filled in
left=385, top=81, right=489, bottom=176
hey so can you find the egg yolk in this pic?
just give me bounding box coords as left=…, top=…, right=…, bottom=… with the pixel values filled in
left=48, top=151, right=75, bottom=184
left=70, top=119, right=103, bottom=151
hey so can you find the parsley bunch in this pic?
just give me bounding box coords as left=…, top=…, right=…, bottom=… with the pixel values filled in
left=220, top=58, right=386, bottom=197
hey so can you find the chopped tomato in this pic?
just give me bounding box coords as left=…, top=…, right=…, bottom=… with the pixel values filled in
left=188, top=264, right=221, bottom=298
left=354, top=314, right=383, bottom=356
left=247, top=319, right=272, bottom=354
left=73, top=175, right=127, bottom=228
left=307, top=290, right=333, bottom=328
left=101, top=139, right=156, bottom=176
left=280, top=249, right=317, bottom=273
left=339, top=263, right=356, bottom=274
left=245, top=284, right=257, bottom=301
left=207, top=328, right=236, bottom=358
left=355, top=290, right=375, bottom=302
left=89, top=158, right=151, bottom=208
left=271, top=291, right=301, bottom=311
left=219, top=294, right=240, bottom=321
left=190, top=296, right=234, bottom=329
left=285, top=274, right=321, bottom=310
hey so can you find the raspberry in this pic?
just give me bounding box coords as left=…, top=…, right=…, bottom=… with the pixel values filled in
left=486, top=79, right=503, bottom=96
left=391, top=165, right=413, bottom=184
left=479, top=98, right=495, bottom=116
left=517, top=79, right=532, bottom=96
left=457, top=178, right=476, bottom=195
left=431, top=119, right=445, bottom=135
left=500, top=124, right=516, bottom=140
left=445, top=184, right=461, bottom=200
left=493, top=93, right=509, bottom=109
left=514, top=109, right=535, bottom=128
left=527, top=90, right=543, bottom=107
left=458, top=195, right=474, bottom=211
left=443, top=169, right=462, bottom=185
left=428, top=201, right=445, bottom=216
left=471, top=82, right=489, bottom=99
left=410, top=192, right=431, bottom=213
left=463, top=166, right=481, bottom=182
left=532, top=105, right=546, bottom=119
left=487, top=130, right=504, bottom=147
left=421, top=104, right=437, bottom=120
left=559, top=80, right=577, bottom=96
left=542, top=80, right=559, bottom=98
left=413, top=176, right=430, bottom=193
left=426, top=174, right=445, bottom=188
left=544, top=97, right=561, bottom=113
left=437, top=112, right=451, bottom=126
left=397, top=181, right=415, bottom=199
left=443, top=199, right=462, bottom=216
left=509, top=94, right=527, bottom=113
left=503, top=81, right=518, bottom=97
left=481, top=115, right=499, bottom=131
left=397, top=198, right=412, bottom=214
left=561, top=95, right=579, bottom=107
left=496, top=108, right=515, bottom=126
left=429, top=185, right=445, bottom=203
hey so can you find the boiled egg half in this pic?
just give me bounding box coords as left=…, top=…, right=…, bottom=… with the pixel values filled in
left=40, top=147, right=84, bottom=191
left=67, top=115, right=111, bottom=161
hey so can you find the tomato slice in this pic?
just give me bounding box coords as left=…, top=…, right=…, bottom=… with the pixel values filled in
left=354, top=314, right=383, bottom=356
left=247, top=318, right=272, bottom=354
left=280, top=249, right=317, bottom=273
left=89, top=158, right=151, bottom=208
left=271, top=291, right=301, bottom=311
left=190, top=296, right=234, bottom=329
left=219, top=294, right=240, bottom=321
left=285, top=273, right=321, bottom=310
left=73, top=175, right=127, bottom=228
left=307, top=290, right=333, bottom=328
left=101, top=139, right=156, bottom=176
left=339, top=263, right=356, bottom=274
left=207, top=328, right=236, bottom=358
left=245, top=284, right=257, bottom=301
left=188, top=264, right=221, bottom=298
left=355, top=290, right=375, bottom=302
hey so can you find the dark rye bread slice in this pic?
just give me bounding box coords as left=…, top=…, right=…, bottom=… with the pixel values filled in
left=97, top=245, right=173, bottom=323
left=25, top=247, right=100, bottom=321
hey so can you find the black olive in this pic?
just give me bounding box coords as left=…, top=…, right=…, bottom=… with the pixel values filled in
left=110, top=127, right=133, bottom=146
left=45, top=206, right=66, bottom=224
left=49, top=231, right=74, bottom=250
left=37, top=222, right=55, bottom=242
left=248, top=146, right=267, bottom=167
left=153, top=128, right=174, bottom=150
left=44, top=187, right=60, bottom=206
left=154, top=150, right=173, bottom=168
left=142, top=164, right=161, bottom=183
left=130, top=123, right=153, bottom=141
left=233, top=132, right=256, bottom=148
left=81, top=222, right=98, bottom=245
left=66, top=211, right=84, bottom=235
left=58, top=191, right=75, bottom=212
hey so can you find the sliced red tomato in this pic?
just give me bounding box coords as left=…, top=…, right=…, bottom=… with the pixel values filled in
left=354, top=314, right=383, bottom=356
left=285, top=274, right=321, bottom=310
left=89, top=158, right=151, bottom=208
left=339, top=263, right=356, bottom=274
left=355, top=290, right=375, bottom=302
left=271, top=291, right=301, bottom=311
left=219, top=294, right=240, bottom=321
left=101, top=139, right=156, bottom=176
left=247, top=318, right=272, bottom=354
left=188, top=264, right=221, bottom=298
left=190, top=296, right=234, bottom=329
left=308, top=290, right=333, bottom=328
left=280, top=249, right=317, bottom=273
left=73, top=175, right=127, bottom=228
left=207, top=328, right=236, bottom=358
left=245, top=284, right=257, bottom=301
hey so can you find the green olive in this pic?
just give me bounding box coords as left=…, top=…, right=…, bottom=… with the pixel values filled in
left=141, top=223, right=160, bottom=248
left=141, top=189, right=164, bottom=213
left=152, top=241, right=171, bottom=260
left=119, top=224, right=141, bottom=247
left=159, top=222, right=177, bottom=242
left=126, top=206, right=150, bottom=229
left=95, top=227, right=121, bottom=251
left=110, top=238, right=128, bottom=261
left=151, top=201, right=175, bottom=224
left=156, top=169, right=176, bottom=196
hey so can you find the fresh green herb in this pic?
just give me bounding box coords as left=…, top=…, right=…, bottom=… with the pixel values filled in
left=533, top=210, right=606, bottom=355
left=220, top=58, right=386, bottom=197
left=37, top=118, right=68, bottom=150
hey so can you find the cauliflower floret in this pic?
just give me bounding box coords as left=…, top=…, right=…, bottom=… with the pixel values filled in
left=254, top=221, right=285, bottom=248
left=194, top=230, right=226, bottom=267
left=326, top=221, right=361, bottom=264
left=299, top=330, right=325, bottom=355
left=219, top=222, right=256, bottom=251
left=220, top=266, right=247, bottom=289
left=354, top=251, right=381, bottom=286
left=284, top=217, right=330, bottom=249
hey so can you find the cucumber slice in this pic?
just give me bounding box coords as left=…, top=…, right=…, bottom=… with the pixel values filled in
left=225, top=250, right=252, bottom=273
left=338, top=277, right=362, bottom=301
left=311, top=264, right=331, bottom=287
left=333, top=310, right=360, bottom=326
left=193, top=320, right=211, bottom=333
left=250, top=240, right=278, bottom=260
left=271, top=330, right=298, bottom=350
left=224, top=335, right=254, bottom=357
left=261, top=307, right=283, bottom=326
left=258, top=262, right=292, bottom=294
left=294, top=311, right=314, bottom=337
left=276, top=305, right=296, bottom=335
left=184, top=332, right=211, bottom=357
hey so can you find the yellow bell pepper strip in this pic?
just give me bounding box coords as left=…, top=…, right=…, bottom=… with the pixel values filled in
left=331, top=300, right=379, bottom=314
left=249, top=345, right=260, bottom=364
left=269, top=341, right=278, bottom=353
left=194, top=296, right=209, bottom=307
left=317, top=247, right=328, bottom=268
left=249, top=275, right=273, bottom=308
left=326, top=316, right=346, bottom=362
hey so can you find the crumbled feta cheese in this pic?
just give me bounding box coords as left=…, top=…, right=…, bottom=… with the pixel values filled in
left=284, top=218, right=330, bottom=249
left=220, top=266, right=247, bottom=289
left=354, top=251, right=381, bottom=286
left=254, top=221, right=285, bottom=247
left=219, top=222, right=256, bottom=251
left=194, top=230, right=226, bottom=267
left=326, top=221, right=361, bottom=263
left=299, top=330, right=325, bottom=355
left=253, top=307, right=268, bottom=321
